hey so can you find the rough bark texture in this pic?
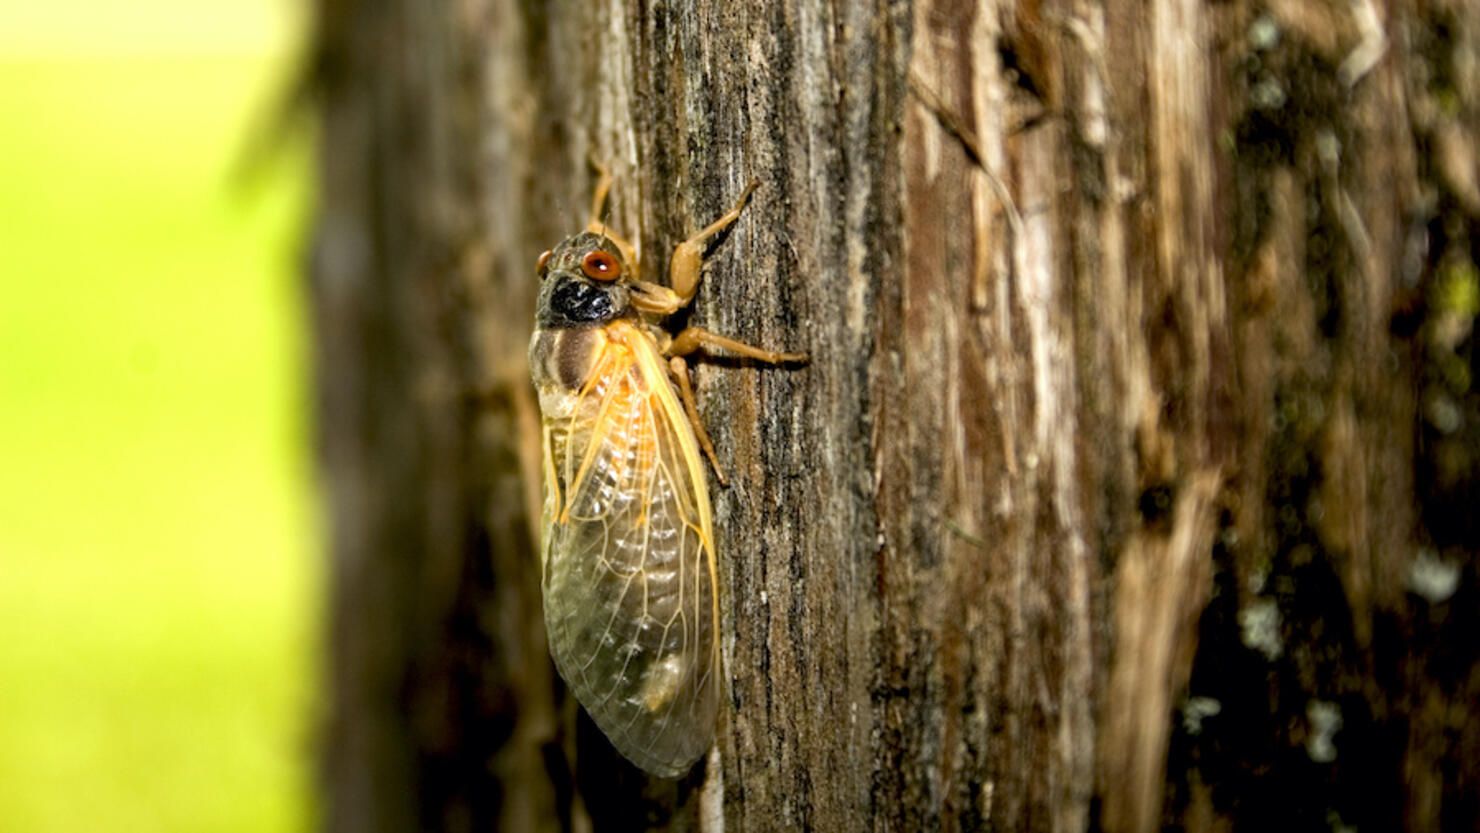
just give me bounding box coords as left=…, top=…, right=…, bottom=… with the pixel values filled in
left=312, top=0, right=1480, bottom=831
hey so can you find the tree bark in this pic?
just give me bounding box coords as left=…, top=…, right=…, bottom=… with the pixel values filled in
left=312, top=0, right=1480, bottom=831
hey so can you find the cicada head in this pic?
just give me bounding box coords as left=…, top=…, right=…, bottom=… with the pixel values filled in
left=534, top=232, right=634, bottom=329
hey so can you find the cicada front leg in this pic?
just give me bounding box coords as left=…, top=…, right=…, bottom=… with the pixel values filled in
left=669, top=180, right=758, bottom=303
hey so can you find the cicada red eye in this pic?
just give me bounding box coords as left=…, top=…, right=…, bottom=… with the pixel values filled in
left=580, top=250, right=621, bottom=281
left=536, top=250, right=551, bottom=275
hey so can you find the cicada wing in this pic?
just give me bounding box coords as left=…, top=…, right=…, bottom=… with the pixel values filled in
left=540, top=334, right=718, bottom=777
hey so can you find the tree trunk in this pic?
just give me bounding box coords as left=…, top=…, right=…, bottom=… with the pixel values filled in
left=311, top=0, right=1480, bottom=831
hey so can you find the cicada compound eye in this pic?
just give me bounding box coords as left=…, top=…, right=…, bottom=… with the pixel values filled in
left=580, top=250, right=621, bottom=281
left=536, top=250, right=551, bottom=276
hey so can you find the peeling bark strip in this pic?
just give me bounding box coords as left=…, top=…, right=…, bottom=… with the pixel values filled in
left=314, top=0, right=1480, bottom=831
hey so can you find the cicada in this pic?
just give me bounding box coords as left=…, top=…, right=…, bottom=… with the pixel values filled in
left=528, top=168, right=804, bottom=776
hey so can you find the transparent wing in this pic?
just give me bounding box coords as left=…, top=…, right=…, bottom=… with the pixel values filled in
left=540, top=327, right=718, bottom=777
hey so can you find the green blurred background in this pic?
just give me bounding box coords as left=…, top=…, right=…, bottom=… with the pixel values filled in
left=0, top=2, right=318, bottom=830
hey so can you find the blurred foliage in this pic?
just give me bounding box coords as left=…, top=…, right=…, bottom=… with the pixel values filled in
left=0, top=3, right=317, bottom=831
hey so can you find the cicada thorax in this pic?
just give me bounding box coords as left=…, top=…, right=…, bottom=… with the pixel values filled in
left=528, top=231, right=720, bottom=777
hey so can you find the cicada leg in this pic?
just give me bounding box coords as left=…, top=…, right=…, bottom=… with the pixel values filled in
left=585, top=159, right=638, bottom=271
left=669, top=180, right=758, bottom=303
left=668, top=355, right=729, bottom=487
left=668, top=327, right=808, bottom=365
left=662, top=179, right=807, bottom=485
left=586, top=159, right=613, bottom=228
left=667, top=331, right=807, bottom=487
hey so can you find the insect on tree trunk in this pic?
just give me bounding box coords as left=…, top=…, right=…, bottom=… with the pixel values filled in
left=312, top=0, right=1480, bottom=831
